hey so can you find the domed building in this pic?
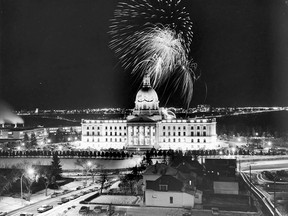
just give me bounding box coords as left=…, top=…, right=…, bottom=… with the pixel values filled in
left=128, top=73, right=161, bottom=121
left=81, top=74, right=217, bottom=151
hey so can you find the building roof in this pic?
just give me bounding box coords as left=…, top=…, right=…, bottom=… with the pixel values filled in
left=127, top=116, right=156, bottom=123
left=146, top=175, right=183, bottom=192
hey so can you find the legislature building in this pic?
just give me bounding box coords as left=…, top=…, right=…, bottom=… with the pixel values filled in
left=81, top=73, right=217, bottom=151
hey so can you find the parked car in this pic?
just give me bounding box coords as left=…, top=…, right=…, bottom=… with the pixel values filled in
left=76, top=186, right=84, bottom=190
left=19, top=213, right=33, bottom=216
left=79, top=206, right=89, bottom=215
left=37, top=205, right=53, bottom=213
left=61, top=197, right=69, bottom=203
left=0, top=212, right=7, bottom=216
left=211, top=208, right=219, bottom=215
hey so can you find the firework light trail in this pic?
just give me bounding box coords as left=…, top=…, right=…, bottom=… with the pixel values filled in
left=109, top=0, right=197, bottom=106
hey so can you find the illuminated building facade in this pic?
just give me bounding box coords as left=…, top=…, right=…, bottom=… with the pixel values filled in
left=82, top=74, right=217, bottom=150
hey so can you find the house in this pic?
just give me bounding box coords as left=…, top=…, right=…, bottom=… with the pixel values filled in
left=143, top=162, right=202, bottom=208
left=205, top=159, right=239, bottom=195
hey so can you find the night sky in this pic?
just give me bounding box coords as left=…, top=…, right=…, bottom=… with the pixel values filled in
left=1, top=0, right=288, bottom=110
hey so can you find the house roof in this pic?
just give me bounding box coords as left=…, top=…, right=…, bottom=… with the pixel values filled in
left=146, top=175, right=183, bottom=192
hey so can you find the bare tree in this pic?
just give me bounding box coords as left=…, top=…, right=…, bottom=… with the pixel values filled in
left=75, top=159, right=99, bottom=185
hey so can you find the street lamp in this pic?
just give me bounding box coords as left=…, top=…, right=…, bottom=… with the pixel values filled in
left=21, top=168, right=35, bottom=200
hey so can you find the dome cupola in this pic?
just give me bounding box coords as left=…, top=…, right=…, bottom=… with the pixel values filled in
left=133, top=73, right=160, bottom=115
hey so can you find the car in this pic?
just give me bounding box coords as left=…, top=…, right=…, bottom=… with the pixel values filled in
left=61, top=197, right=69, bottom=203
left=79, top=206, right=89, bottom=215
left=211, top=208, right=220, bottom=215
left=51, top=192, right=61, bottom=198
left=19, top=213, right=33, bottom=216
left=0, top=212, right=7, bottom=216
left=37, top=205, right=53, bottom=213
left=76, top=186, right=84, bottom=190
left=72, top=194, right=80, bottom=199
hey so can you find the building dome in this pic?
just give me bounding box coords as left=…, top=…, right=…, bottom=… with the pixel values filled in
left=134, top=73, right=159, bottom=113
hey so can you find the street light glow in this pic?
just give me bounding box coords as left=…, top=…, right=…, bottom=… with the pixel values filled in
left=27, top=168, right=35, bottom=175
left=87, top=161, right=92, bottom=167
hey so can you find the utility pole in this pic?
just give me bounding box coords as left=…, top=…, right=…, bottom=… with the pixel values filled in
left=249, top=165, right=251, bottom=182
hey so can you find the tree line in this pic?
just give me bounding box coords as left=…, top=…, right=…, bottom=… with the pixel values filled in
left=0, top=150, right=133, bottom=158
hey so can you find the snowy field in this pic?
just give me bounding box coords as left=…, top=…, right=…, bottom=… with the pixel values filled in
left=0, top=155, right=143, bottom=170
left=91, top=195, right=139, bottom=205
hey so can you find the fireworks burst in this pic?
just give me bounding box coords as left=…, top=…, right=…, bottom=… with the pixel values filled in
left=109, top=0, right=197, bottom=106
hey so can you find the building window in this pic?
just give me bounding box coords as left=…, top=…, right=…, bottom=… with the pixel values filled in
left=105, top=132, right=107, bottom=136
left=173, top=138, right=175, bottom=142
left=110, top=132, right=112, bottom=136
left=197, top=126, right=200, bottom=130
left=168, top=132, right=171, bottom=136
left=87, top=132, right=89, bottom=136
left=92, top=132, right=95, bottom=135
left=105, top=126, right=107, bottom=130
left=87, top=127, right=89, bottom=130
left=191, top=132, right=194, bottom=136
left=97, top=127, right=100, bottom=130
left=178, top=127, right=181, bottom=130
left=170, top=197, right=173, bottom=204
left=173, top=126, right=175, bottom=130
left=197, top=132, right=200, bottom=136
left=178, top=138, right=181, bottom=142
left=115, top=126, right=117, bottom=130
left=92, top=127, right=94, bottom=130
left=163, top=126, right=165, bottom=130
left=183, top=132, right=186, bottom=136
left=178, top=132, right=180, bottom=136
left=124, top=126, right=126, bottom=129
left=204, top=139, right=206, bottom=143
left=191, top=126, right=194, bottom=130
left=184, top=126, right=186, bottom=130
left=191, top=139, right=194, bottom=143
left=115, top=132, right=117, bottom=136
left=173, top=132, right=175, bottom=136
left=110, top=126, right=112, bottom=130
left=168, top=126, right=170, bottom=130
left=197, top=139, right=200, bottom=143
left=159, top=184, right=168, bottom=191
left=163, top=132, right=165, bottom=136
left=203, top=132, right=206, bottom=136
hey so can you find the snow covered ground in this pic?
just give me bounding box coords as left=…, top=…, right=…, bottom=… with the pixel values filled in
left=91, top=195, right=139, bottom=205
left=0, top=179, right=93, bottom=213
left=0, top=155, right=143, bottom=170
